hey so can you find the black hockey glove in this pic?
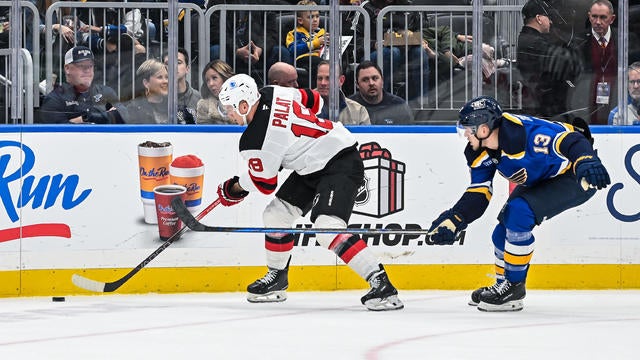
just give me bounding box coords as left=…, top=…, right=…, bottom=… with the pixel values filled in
left=574, top=156, right=611, bottom=190
left=217, top=176, right=249, bottom=207
left=427, top=210, right=467, bottom=245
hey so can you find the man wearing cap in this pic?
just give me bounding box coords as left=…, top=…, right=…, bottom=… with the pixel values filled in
left=516, top=0, right=581, bottom=119
left=38, top=46, right=127, bottom=124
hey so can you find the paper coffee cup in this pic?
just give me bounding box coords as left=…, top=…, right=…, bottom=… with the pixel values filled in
left=153, top=184, right=187, bottom=241
left=138, top=141, right=173, bottom=224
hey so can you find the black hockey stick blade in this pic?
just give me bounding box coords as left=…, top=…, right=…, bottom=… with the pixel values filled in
left=173, top=197, right=437, bottom=236
left=71, top=198, right=222, bottom=293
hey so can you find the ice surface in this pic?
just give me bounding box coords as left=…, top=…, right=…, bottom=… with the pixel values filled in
left=0, top=290, right=638, bottom=359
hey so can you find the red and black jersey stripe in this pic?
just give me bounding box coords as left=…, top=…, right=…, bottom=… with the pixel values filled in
left=297, top=88, right=322, bottom=115
left=248, top=171, right=278, bottom=195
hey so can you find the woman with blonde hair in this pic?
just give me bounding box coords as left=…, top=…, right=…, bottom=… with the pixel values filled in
left=127, top=59, right=171, bottom=124
left=196, top=59, right=236, bottom=124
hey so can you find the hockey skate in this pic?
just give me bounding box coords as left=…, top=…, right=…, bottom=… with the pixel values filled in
left=360, top=265, right=404, bottom=311
left=468, top=280, right=504, bottom=306
left=247, top=256, right=290, bottom=303
left=477, top=280, right=526, bottom=312
left=468, top=286, right=491, bottom=306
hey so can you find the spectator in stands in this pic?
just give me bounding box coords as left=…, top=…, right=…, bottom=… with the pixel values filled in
left=352, top=0, right=430, bottom=101
left=422, top=26, right=505, bottom=79
left=349, top=60, right=413, bottom=125
left=0, top=8, right=9, bottom=48
left=38, top=46, right=126, bottom=124
left=316, top=60, right=370, bottom=125
left=164, top=48, right=201, bottom=125
left=208, top=0, right=293, bottom=86
left=516, top=0, right=581, bottom=118
left=268, top=61, right=299, bottom=88
left=609, top=61, right=640, bottom=125
left=91, top=33, right=147, bottom=102
left=422, top=26, right=469, bottom=71
left=576, top=0, right=619, bottom=125
left=196, top=59, right=236, bottom=124
left=126, top=59, right=171, bottom=124
left=45, top=14, right=84, bottom=82
left=573, top=0, right=640, bottom=125
left=285, top=0, right=328, bottom=89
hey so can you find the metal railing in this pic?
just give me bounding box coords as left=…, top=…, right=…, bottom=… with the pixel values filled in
left=205, top=4, right=370, bottom=90
left=0, top=0, right=40, bottom=115
left=1, top=1, right=633, bottom=125
left=0, top=48, right=34, bottom=123
left=44, top=1, right=206, bottom=98
left=376, top=5, right=524, bottom=116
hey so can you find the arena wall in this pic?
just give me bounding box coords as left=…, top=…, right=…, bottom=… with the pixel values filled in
left=0, top=125, right=639, bottom=297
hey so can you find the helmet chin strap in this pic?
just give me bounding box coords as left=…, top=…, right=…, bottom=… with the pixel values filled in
left=473, top=127, right=493, bottom=147
left=235, top=106, right=249, bottom=125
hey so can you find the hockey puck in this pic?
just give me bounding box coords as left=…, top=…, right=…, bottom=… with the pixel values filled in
left=52, top=296, right=66, bottom=302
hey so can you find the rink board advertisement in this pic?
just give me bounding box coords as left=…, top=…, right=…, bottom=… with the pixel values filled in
left=0, top=125, right=639, bottom=295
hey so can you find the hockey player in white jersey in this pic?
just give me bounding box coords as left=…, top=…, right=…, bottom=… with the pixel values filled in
left=216, top=73, right=403, bottom=311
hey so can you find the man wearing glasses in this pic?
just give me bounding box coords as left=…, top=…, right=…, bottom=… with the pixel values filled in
left=609, top=61, right=640, bottom=125
left=38, top=46, right=126, bottom=124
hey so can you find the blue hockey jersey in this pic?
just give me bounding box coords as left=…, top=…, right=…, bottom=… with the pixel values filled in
left=452, top=112, right=596, bottom=223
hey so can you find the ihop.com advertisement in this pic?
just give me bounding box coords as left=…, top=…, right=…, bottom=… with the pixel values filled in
left=0, top=130, right=638, bottom=270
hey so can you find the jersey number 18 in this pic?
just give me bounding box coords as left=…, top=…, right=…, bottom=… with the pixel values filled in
left=290, top=102, right=333, bottom=139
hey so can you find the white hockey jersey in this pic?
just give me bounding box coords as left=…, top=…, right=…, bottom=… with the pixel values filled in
left=237, top=86, right=357, bottom=195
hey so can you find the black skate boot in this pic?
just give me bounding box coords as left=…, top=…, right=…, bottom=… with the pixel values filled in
left=468, top=280, right=504, bottom=306
left=469, top=286, right=490, bottom=306
left=477, top=280, right=526, bottom=312
left=360, top=264, right=404, bottom=311
left=247, top=256, right=290, bottom=303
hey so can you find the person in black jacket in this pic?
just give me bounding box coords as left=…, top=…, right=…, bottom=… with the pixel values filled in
left=38, top=46, right=126, bottom=124
left=126, top=59, right=170, bottom=124
left=516, top=0, right=581, bottom=119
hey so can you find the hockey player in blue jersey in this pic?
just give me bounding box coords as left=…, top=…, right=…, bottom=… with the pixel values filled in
left=427, top=96, right=611, bottom=312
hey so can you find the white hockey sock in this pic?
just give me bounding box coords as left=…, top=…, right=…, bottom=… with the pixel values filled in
left=345, top=247, right=380, bottom=280
left=266, top=250, right=292, bottom=270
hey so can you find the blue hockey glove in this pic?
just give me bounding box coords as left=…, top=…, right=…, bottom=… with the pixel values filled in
left=427, top=210, right=467, bottom=245
left=217, top=176, right=249, bottom=206
left=574, top=156, right=611, bottom=190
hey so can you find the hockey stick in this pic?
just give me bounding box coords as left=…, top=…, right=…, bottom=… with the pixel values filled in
left=71, top=198, right=221, bottom=293
left=173, top=197, right=463, bottom=238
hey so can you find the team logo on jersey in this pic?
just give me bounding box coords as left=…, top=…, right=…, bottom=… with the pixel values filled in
left=501, top=168, right=528, bottom=184
left=93, top=94, right=103, bottom=103
left=354, top=142, right=405, bottom=218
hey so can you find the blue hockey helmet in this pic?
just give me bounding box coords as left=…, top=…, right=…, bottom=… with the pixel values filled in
left=458, top=96, right=503, bottom=133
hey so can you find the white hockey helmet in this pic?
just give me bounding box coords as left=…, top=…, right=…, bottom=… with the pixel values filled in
left=218, top=74, right=261, bottom=119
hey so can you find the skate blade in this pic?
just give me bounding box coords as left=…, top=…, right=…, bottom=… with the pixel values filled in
left=477, top=299, right=523, bottom=312
left=247, top=290, right=287, bottom=303
left=468, top=300, right=479, bottom=306
left=364, top=295, right=405, bottom=311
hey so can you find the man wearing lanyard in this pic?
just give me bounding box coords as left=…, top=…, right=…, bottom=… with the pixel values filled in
left=579, top=0, right=617, bottom=125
